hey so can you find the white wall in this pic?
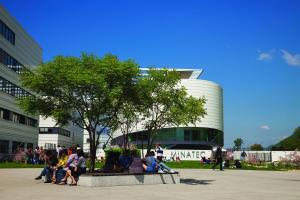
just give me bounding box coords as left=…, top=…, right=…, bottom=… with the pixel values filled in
left=234, top=151, right=300, bottom=162
left=181, top=79, right=223, bottom=132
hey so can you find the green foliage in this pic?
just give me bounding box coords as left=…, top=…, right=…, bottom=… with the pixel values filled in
left=250, top=143, right=264, bottom=151
left=137, top=68, right=207, bottom=152
left=233, top=138, right=243, bottom=150
left=272, top=127, right=300, bottom=151
left=17, top=53, right=140, bottom=172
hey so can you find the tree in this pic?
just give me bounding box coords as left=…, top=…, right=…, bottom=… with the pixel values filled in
left=116, top=102, right=140, bottom=149
left=137, top=68, right=207, bottom=153
left=250, top=143, right=263, bottom=151
left=233, top=138, right=243, bottom=150
left=18, top=54, right=140, bottom=172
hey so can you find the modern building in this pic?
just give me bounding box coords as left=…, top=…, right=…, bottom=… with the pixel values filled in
left=38, top=116, right=83, bottom=150
left=0, top=5, right=84, bottom=155
left=112, top=68, right=224, bottom=150
left=0, top=5, right=41, bottom=154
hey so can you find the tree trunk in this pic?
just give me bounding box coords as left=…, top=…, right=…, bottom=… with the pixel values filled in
left=146, top=130, right=151, bottom=154
left=89, top=129, right=97, bottom=173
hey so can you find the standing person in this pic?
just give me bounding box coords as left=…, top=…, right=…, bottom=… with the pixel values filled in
left=34, top=146, right=40, bottom=164
left=56, top=145, right=62, bottom=158
left=39, top=147, right=45, bottom=164
left=212, top=146, right=224, bottom=171
left=240, top=150, right=247, bottom=161
left=155, top=144, right=164, bottom=162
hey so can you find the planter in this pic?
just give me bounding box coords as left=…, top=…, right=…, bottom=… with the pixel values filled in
left=78, top=172, right=180, bottom=187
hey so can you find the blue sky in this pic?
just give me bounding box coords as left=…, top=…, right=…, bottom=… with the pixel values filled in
left=2, top=0, right=300, bottom=148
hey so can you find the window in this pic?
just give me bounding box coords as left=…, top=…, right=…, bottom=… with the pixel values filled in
left=1, top=107, right=37, bottom=127
left=12, top=141, right=25, bottom=153
left=0, top=20, right=15, bottom=45
left=1, top=108, right=11, bottom=120
left=0, top=48, right=27, bottom=74
left=39, top=127, right=70, bottom=137
left=0, top=140, right=9, bottom=153
left=184, top=130, right=190, bottom=141
left=192, top=130, right=200, bottom=141
left=0, top=76, right=32, bottom=97
left=44, top=143, right=56, bottom=150
left=27, top=117, right=37, bottom=127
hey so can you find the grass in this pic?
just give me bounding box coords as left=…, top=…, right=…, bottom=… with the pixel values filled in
left=165, top=161, right=291, bottom=171
left=0, top=162, right=44, bottom=168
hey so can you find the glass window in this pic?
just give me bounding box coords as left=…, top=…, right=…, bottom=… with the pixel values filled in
left=184, top=130, right=190, bottom=141
left=192, top=130, right=200, bottom=141
left=0, top=76, right=32, bottom=97
left=2, top=108, right=11, bottom=120
left=12, top=141, right=25, bottom=153
left=0, top=48, right=26, bottom=74
left=0, top=140, right=9, bottom=153
left=0, top=20, right=15, bottom=45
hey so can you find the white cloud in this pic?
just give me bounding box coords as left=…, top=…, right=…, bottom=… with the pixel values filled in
left=281, top=49, right=300, bottom=67
left=260, top=125, right=270, bottom=131
left=257, top=52, right=272, bottom=61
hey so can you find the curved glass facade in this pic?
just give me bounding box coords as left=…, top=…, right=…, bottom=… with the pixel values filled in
left=113, top=127, right=224, bottom=150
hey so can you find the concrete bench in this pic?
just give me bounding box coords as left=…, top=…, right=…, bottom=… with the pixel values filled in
left=78, top=172, right=180, bottom=187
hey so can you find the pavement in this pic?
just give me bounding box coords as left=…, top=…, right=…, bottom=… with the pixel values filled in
left=0, top=168, right=300, bottom=200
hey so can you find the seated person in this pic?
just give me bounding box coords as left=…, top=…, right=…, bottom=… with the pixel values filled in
left=129, top=151, right=143, bottom=173
left=52, top=149, right=68, bottom=183
left=201, top=156, right=207, bottom=164
left=234, top=160, right=242, bottom=169
left=157, top=161, right=175, bottom=173
left=61, top=149, right=86, bottom=186
left=34, top=150, right=58, bottom=183
left=142, top=151, right=158, bottom=173
left=102, top=151, right=122, bottom=173
left=205, top=158, right=212, bottom=164
left=119, top=149, right=132, bottom=172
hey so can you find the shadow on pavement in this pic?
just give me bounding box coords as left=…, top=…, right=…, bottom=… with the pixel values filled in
left=180, top=178, right=215, bottom=185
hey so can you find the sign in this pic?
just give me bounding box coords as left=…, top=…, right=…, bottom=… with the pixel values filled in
left=142, top=149, right=212, bottom=161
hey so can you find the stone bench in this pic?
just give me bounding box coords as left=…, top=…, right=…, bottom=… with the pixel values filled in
left=78, top=172, right=180, bottom=187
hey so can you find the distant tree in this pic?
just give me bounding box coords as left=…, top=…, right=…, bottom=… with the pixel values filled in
left=18, top=54, right=140, bottom=172
left=250, top=143, right=263, bottom=151
left=137, top=68, right=207, bottom=154
left=233, top=138, right=243, bottom=150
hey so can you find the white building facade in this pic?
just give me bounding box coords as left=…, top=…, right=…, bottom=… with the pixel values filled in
left=0, top=5, right=41, bottom=154
left=38, top=117, right=83, bottom=150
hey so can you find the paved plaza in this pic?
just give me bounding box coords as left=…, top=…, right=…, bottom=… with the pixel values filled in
left=0, top=168, right=300, bottom=200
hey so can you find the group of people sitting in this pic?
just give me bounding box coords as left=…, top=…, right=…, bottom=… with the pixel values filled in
left=34, top=147, right=86, bottom=186
left=101, top=150, right=175, bottom=174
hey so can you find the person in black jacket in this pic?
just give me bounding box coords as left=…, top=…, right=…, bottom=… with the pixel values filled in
left=212, top=146, right=224, bottom=171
